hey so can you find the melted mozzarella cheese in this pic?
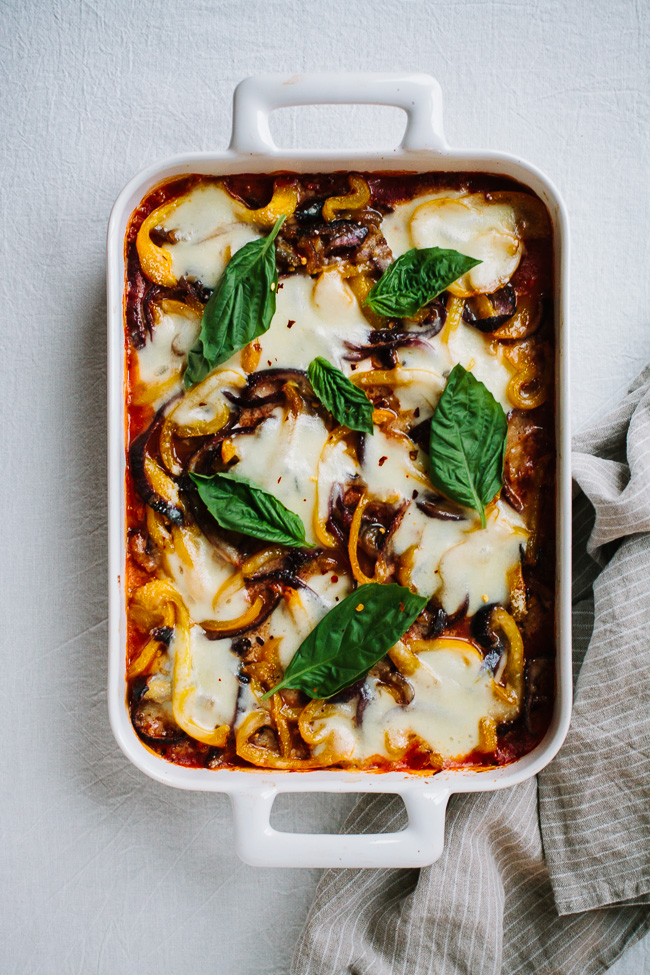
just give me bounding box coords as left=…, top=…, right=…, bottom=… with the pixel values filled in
left=131, top=180, right=541, bottom=767
left=164, top=183, right=260, bottom=287
left=316, top=438, right=359, bottom=526
left=360, top=427, right=428, bottom=503
left=396, top=323, right=514, bottom=414
left=234, top=681, right=259, bottom=730
left=390, top=367, right=446, bottom=418
left=136, top=301, right=201, bottom=394
left=164, top=531, right=248, bottom=624
left=182, top=628, right=240, bottom=731
left=170, top=369, right=245, bottom=428
left=438, top=503, right=528, bottom=615
left=383, top=191, right=523, bottom=297
left=308, top=643, right=507, bottom=762
left=381, top=190, right=466, bottom=257
left=191, top=572, right=352, bottom=728
left=410, top=195, right=522, bottom=296
left=445, top=322, right=514, bottom=411
left=231, top=409, right=330, bottom=545
left=398, top=341, right=449, bottom=382
left=391, top=504, right=475, bottom=599
left=266, top=571, right=353, bottom=669
left=390, top=498, right=527, bottom=609
left=252, top=271, right=370, bottom=373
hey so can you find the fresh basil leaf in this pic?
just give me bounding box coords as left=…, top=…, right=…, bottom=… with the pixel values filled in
left=364, top=247, right=481, bottom=318
left=189, top=470, right=313, bottom=548
left=184, top=216, right=285, bottom=387
left=428, top=364, right=507, bottom=528
left=307, top=357, right=374, bottom=434
left=262, top=583, right=426, bottom=700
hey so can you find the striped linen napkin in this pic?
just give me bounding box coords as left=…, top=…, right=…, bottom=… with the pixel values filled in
left=291, top=368, right=650, bottom=975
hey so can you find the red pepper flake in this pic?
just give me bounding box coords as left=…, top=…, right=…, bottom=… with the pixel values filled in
left=287, top=319, right=295, bottom=329
left=412, top=489, right=419, bottom=499
left=399, top=602, right=405, bottom=611
left=278, top=282, right=284, bottom=290
left=277, top=476, right=282, bottom=483
left=267, top=359, right=273, bottom=367
left=378, top=456, right=388, bottom=467
left=331, top=574, right=339, bottom=583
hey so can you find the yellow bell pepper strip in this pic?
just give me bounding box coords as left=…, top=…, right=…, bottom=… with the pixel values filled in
left=128, top=580, right=186, bottom=678
left=490, top=607, right=524, bottom=712
left=135, top=198, right=183, bottom=287
left=168, top=597, right=231, bottom=747
left=159, top=368, right=245, bottom=476
left=322, top=176, right=371, bottom=222
left=201, top=596, right=265, bottom=636
left=236, top=184, right=299, bottom=227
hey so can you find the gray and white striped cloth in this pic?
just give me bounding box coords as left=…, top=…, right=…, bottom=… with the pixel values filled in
left=292, top=368, right=650, bottom=975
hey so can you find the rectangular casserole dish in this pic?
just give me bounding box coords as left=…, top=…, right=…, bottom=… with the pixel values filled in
left=107, top=72, right=571, bottom=868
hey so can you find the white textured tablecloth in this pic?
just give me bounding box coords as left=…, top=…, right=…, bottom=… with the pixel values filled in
left=2, top=1, right=649, bottom=972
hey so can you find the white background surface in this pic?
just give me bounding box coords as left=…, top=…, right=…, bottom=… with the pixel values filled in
left=2, top=0, right=649, bottom=972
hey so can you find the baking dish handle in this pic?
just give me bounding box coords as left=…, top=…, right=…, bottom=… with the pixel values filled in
left=230, top=786, right=450, bottom=868
left=230, top=72, right=447, bottom=155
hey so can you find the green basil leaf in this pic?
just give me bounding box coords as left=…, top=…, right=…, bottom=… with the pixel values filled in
left=184, top=216, right=285, bottom=387
left=428, top=364, right=507, bottom=528
left=307, top=357, right=374, bottom=434
left=261, top=583, right=427, bottom=700
left=189, top=470, right=313, bottom=548
left=364, top=247, right=481, bottom=318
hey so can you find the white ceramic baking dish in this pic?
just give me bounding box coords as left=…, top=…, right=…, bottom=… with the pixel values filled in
left=107, top=72, right=571, bottom=869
